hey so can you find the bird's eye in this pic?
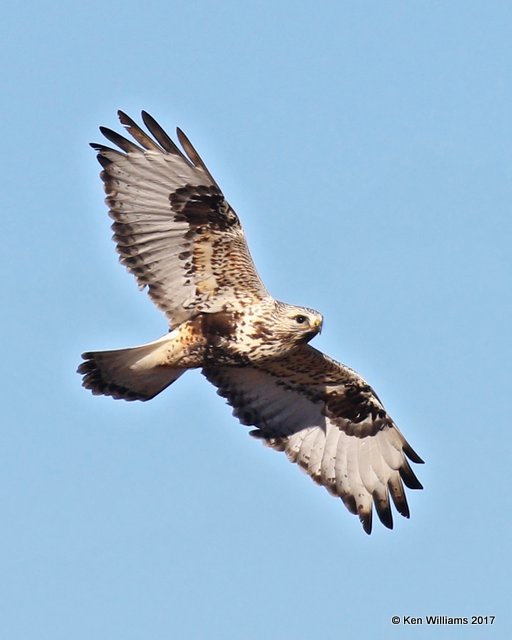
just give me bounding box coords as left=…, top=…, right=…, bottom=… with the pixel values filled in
left=294, top=315, right=307, bottom=324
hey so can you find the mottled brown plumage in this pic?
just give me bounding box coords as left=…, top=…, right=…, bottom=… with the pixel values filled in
left=78, top=111, right=423, bottom=534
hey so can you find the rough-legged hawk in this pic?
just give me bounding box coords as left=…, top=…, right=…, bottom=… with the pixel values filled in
left=78, top=111, right=423, bottom=534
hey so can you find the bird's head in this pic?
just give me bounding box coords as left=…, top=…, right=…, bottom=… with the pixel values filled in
left=277, top=303, right=324, bottom=345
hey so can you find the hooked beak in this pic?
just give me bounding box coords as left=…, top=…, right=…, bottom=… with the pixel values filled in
left=311, top=317, right=323, bottom=335
left=306, top=319, right=323, bottom=342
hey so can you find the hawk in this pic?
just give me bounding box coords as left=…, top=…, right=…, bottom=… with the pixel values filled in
left=78, top=111, right=423, bottom=534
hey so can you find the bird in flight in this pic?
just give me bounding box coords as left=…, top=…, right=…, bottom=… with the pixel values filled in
left=78, top=111, right=423, bottom=534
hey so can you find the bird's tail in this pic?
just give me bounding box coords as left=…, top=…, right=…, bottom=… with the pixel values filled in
left=78, top=333, right=187, bottom=401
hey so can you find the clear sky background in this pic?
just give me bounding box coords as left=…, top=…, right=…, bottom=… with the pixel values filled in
left=2, top=1, right=511, bottom=638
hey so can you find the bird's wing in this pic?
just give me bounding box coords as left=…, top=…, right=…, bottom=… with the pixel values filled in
left=91, top=111, right=268, bottom=326
left=203, top=345, right=423, bottom=534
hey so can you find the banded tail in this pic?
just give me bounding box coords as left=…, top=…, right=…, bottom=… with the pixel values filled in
left=78, top=333, right=186, bottom=401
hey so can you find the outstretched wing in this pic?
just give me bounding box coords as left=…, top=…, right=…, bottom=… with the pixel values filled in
left=91, top=111, right=268, bottom=326
left=203, top=345, right=423, bottom=534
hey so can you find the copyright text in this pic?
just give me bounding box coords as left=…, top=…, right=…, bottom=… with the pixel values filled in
left=391, top=615, right=495, bottom=626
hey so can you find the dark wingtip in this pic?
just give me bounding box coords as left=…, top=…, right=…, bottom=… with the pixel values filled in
left=117, top=110, right=134, bottom=127
left=374, top=495, right=394, bottom=530
left=140, top=110, right=186, bottom=156
left=404, top=442, right=425, bottom=465
left=98, top=125, right=141, bottom=153
left=400, top=459, right=424, bottom=490
left=361, top=513, right=373, bottom=535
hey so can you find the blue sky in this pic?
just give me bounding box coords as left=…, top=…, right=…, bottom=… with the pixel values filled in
left=2, top=1, right=511, bottom=638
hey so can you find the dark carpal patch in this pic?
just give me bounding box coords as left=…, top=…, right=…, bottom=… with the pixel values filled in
left=170, top=184, right=239, bottom=231
left=324, top=384, right=388, bottom=437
